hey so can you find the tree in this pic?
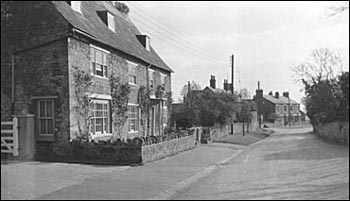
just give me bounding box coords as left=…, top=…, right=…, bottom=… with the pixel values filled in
left=72, top=67, right=93, bottom=140
left=110, top=75, right=130, bottom=140
left=237, top=88, right=251, bottom=99
left=180, top=81, right=201, bottom=101
left=111, top=1, right=130, bottom=15
left=326, top=1, right=349, bottom=17
left=292, top=48, right=348, bottom=130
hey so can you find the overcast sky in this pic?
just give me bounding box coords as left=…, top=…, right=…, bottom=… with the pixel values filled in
left=125, top=1, right=349, bottom=106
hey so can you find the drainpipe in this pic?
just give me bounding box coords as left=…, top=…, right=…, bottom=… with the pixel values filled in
left=146, top=64, right=152, bottom=137
left=11, top=54, right=15, bottom=115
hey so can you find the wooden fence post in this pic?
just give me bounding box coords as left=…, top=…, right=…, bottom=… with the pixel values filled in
left=12, top=117, right=19, bottom=156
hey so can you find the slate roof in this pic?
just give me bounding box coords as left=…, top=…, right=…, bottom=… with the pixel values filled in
left=203, top=86, right=228, bottom=94
left=51, top=1, right=173, bottom=73
left=263, top=95, right=299, bottom=105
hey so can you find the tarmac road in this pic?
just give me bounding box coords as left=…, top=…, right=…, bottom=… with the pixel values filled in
left=173, top=127, right=349, bottom=200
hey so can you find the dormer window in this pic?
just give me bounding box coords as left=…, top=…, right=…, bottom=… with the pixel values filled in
left=136, top=35, right=151, bottom=51
left=107, top=12, right=115, bottom=32
left=97, top=11, right=115, bottom=32
left=68, top=1, right=82, bottom=14
left=145, top=36, right=150, bottom=51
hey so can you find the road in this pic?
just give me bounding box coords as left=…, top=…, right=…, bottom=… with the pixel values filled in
left=173, top=127, right=349, bottom=200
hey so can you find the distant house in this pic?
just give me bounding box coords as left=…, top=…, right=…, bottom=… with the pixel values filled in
left=172, top=75, right=240, bottom=128
left=1, top=1, right=173, bottom=143
left=255, top=90, right=301, bottom=126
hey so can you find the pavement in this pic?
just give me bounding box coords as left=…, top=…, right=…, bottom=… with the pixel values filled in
left=173, top=126, right=350, bottom=200
left=1, top=142, right=244, bottom=200
left=213, top=129, right=272, bottom=146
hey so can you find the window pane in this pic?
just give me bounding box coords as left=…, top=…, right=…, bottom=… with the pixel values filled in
left=103, top=65, right=107, bottom=77
left=40, top=119, right=46, bottom=134
left=96, top=65, right=103, bottom=76
left=96, top=51, right=103, bottom=64
left=46, top=101, right=53, bottom=117
left=92, top=63, right=96, bottom=75
left=39, top=101, right=45, bottom=117
left=47, top=119, right=54, bottom=134
left=91, top=48, right=95, bottom=62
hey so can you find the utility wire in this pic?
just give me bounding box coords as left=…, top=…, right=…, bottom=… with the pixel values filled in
left=130, top=17, right=223, bottom=63
left=126, top=1, right=227, bottom=57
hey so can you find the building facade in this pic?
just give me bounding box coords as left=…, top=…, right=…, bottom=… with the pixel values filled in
left=255, top=90, right=301, bottom=126
left=1, top=1, right=173, bottom=143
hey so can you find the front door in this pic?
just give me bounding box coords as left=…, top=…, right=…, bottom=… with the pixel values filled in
left=151, top=107, right=155, bottom=136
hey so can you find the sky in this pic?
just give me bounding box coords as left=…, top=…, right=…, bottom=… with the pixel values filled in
left=124, top=1, right=349, bottom=106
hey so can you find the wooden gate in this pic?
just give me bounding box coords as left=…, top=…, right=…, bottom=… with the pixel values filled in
left=1, top=118, right=19, bottom=156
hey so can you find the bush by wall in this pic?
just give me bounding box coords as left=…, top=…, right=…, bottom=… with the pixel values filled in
left=35, top=130, right=197, bottom=165
left=315, top=122, right=349, bottom=146
left=36, top=140, right=142, bottom=165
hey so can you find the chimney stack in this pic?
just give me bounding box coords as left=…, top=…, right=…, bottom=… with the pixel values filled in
left=210, top=75, right=216, bottom=89
left=223, top=79, right=228, bottom=91
left=275, top=91, right=279, bottom=99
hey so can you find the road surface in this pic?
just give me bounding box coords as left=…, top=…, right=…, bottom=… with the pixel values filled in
left=174, top=127, right=349, bottom=200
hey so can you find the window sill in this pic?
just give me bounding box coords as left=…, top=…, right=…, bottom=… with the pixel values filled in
left=128, top=131, right=139, bottom=134
left=91, top=74, right=109, bottom=80
left=128, top=83, right=137, bottom=87
left=91, top=133, right=112, bottom=140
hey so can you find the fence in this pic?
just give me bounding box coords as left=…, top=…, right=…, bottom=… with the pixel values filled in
left=1, top=118, right=19, bottom=156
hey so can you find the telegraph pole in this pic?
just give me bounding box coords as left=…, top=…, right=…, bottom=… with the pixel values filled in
left=231, top=54, right=234, bottom=94
left=258, top=81, right=262, bottom=129
left=230, top=54, right=234, bottom=135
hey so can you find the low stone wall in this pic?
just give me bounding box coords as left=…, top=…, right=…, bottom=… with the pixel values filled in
left=315, top=122, right=349, bottom=146
left=142, top=134, right=197, bottom=163
left=211, top=121, right=259, bottom=138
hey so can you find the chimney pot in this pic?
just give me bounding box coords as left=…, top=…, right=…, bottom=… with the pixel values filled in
left=275, top=91, right=279, bottom=99
left=210, top=75, right=216, bottom=89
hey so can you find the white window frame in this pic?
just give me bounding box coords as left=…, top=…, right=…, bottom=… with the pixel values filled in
left=90, top=99, right=111, bottom=137
left=148, top=69, right=155, bottom=89
left=162, top=105, right=168, bottom=128
left=71, top=1, right=82, bottom=14
left=160, top=73, right=166, bottom=87
left=38, top=100, right=55, bottom=137
left=107, top=12, right=115, bottom=32
left=145, top=36, right=150, bottom=51
left=128, top=104, right=140, bottom=133
left=127, top=61, right=137, bottom=86
left=90, top=46, right=110, bottom=78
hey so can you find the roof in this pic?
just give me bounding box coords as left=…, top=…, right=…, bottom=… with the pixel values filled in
left=263, top=95, right=299, bottom=105
left=51, top=1, right=173, bottom=73
left=203, top=86, right=228, bottom=94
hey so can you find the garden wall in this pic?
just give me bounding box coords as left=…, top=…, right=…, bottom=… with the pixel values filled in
left=315, top=122, right=349, bottom=146
left=35, top=133, right=197, bottom=165
left=141, top=134, right=197, bottom=163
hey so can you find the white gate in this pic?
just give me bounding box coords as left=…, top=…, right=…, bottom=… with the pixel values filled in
left=1, top=118, right=19, bottom=156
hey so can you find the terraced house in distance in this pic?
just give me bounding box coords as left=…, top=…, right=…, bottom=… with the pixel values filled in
left=1, top=1, right=173, bottom=146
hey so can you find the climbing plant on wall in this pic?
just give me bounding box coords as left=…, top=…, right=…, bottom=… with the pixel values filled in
left=72, top=66, right=93, bottom=140
left=138, top=86, right=151, bottom=136
left=110, top=74, right=130, bottom=140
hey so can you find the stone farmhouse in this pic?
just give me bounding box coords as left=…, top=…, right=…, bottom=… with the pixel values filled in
left=1, top=1, right=173, bottom=145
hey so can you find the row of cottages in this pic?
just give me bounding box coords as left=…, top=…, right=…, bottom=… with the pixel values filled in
left=1, top=1, right=173, bottom=143
left=255, top=90, right=302, bottom=126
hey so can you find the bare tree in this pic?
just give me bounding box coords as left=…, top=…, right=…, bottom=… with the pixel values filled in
left=180, top=81, right=201, bottom=101
left=291, top=48, right=343, bottom=86
left=326, top=1, right=349, bottom=17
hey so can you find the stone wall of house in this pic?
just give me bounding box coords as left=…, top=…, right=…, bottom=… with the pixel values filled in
left=14, top=39, right=70, bottom=142
left=68, top=36, right=172, bottom=141
left=315, top=122, right=349, bottom=146
left=141, top=134, right=196, bottom=163
left=1, top=1, right=69, bottom=124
